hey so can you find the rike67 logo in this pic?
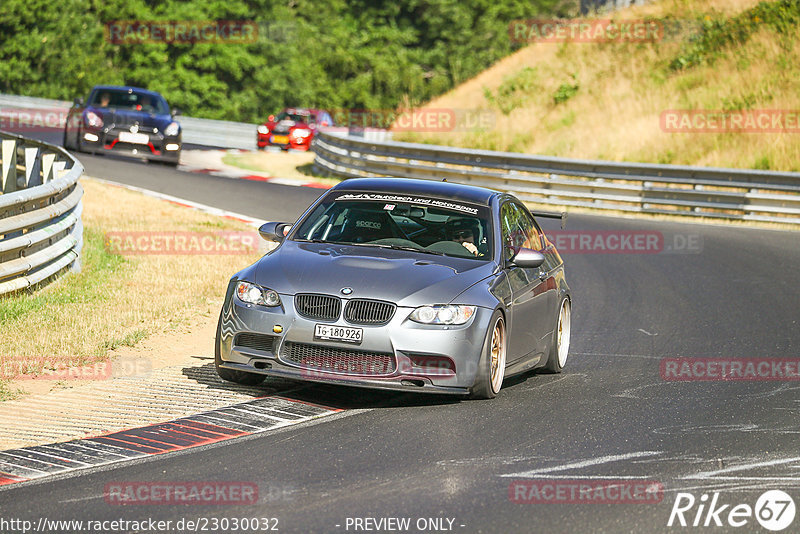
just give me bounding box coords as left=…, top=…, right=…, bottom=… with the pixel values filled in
left=668, top=490, right=796, bottom=531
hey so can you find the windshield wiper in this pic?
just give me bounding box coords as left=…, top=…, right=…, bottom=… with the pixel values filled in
left=383, top=244, right=445, bottom=256
left=347, top=243, right=446, bottom=256
left=298, top=240, right=446, bottom=256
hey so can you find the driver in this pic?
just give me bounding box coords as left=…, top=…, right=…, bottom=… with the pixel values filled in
left=445, top=217, right=481, bottom=256
left=139, top=95, right=153, bottom=112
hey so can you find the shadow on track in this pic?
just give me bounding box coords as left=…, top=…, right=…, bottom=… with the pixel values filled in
left=182, top=362, right=463, bottom=410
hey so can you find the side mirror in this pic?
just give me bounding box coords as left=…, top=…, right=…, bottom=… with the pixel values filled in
left=171, top=108, right=181, bottom=117
left=258, top=222, right=291, bottom=243
left=511, top=248, right=545, bottom=268
left=74, top=97, right=84, bottom=106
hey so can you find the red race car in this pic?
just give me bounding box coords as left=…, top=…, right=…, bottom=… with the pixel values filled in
left=256, top=108, right=333, bottom=151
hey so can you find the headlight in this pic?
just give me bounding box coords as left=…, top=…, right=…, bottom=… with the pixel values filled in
left=292, top=128, right=311, bottom=138
left=164, top=121, right=180, bottom=137
left=409, top=305, right=476, bottom=325
left=257, top=125, right=269, bottom=134
left=85, top=111, right=103, bottom=128
left=235, top=281, right=281, bottom=307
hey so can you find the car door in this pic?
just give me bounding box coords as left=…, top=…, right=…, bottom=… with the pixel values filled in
left=501, top=201, right=552, bottom=363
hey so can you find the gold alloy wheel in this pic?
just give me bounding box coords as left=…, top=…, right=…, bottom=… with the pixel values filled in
left=557, top=300, right=571, bottom=368
left=489, top=318, right=507, bottom=394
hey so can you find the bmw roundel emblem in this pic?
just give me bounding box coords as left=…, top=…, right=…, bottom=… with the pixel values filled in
left=341, top=287, right=353, bottom=295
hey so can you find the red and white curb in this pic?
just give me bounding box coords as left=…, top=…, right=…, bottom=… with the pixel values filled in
left=0, top=396, right=340, bottom=487
left=179, top=164, right=331, bottom=189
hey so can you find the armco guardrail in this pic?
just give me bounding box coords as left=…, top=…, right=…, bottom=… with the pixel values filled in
left=312, top=131, right=800, bottom=225
left=0, top=130, right=84, bottom=295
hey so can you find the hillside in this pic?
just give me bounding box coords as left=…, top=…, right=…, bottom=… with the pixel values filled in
left=393, top=0, right=800, bottom=171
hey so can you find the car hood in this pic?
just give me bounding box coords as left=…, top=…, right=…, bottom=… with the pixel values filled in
left=89, top=107, right=173, bottom=130
left=251, top=241, right=496, bottom=307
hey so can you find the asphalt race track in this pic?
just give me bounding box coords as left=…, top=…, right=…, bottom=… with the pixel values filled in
left=1, top=128, right=800, bottom=533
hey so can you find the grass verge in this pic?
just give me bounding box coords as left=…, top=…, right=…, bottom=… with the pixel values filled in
left=221, top=150, right=341, bottom=187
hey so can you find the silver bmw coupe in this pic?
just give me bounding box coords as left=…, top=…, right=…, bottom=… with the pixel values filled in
left=216, top=178, right=571, bottom=399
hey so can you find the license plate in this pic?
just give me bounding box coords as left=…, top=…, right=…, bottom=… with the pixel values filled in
left=314, top=324, right=363, bottom=344
left=118, top=132, right=150, bottom=145
left=271, top=135, right=289, bottom=144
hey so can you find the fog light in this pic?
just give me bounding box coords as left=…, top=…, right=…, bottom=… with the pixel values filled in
left=83, top=133, right=99, bottom=142
left=165, top=143, right=180, bottom=151
left=408, top=354, right=455, bottom=373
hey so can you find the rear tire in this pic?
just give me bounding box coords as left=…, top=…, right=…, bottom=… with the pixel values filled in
left=215, top=313, right=266, bottom=386
left=543, top=298, right=571, bottom=373
left=468, top=310, right=507, bottom=399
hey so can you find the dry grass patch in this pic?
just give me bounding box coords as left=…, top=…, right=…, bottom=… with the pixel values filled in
left=0, top=178, right=262, bottom=400
left=222, top=150, right=341, bottom=186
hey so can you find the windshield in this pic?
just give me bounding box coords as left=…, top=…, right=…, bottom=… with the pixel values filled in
left=292, top=192, right=492, bottom=260
left=276, top=111, right=314, bottom=124
left=90, top=89, right=169, bottom=114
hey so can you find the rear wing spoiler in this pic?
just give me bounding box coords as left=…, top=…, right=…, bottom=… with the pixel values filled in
left=531, top=210, right=568, bottom=229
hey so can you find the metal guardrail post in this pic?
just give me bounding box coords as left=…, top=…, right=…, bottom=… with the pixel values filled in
left=1, top=139, right=16, bottom=194
left=24, top=146, right=41, bottom=188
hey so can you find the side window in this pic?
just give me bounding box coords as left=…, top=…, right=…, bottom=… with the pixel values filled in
left=501, top=202, right=543, bottom=261
left=519, top=206, right=543, bottom=251
left=501, top=202, right=523, bottom=261
left=500, top=203, right=513, bottom=261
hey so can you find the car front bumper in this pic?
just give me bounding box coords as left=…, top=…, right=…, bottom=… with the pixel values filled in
left=218, top=293, right=493, bottom=395
left=80, top=129, right=181, bottom=162
left=256, top=133, right=312, bottom=150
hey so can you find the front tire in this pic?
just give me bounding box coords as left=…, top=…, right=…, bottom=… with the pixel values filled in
left=543, top=298, right=571, bottom=373
left=215, top=313, right=266, bottom=386
left=469, top=310, right=507, bottom=399
left=73, top=127, right=86, bottom=154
